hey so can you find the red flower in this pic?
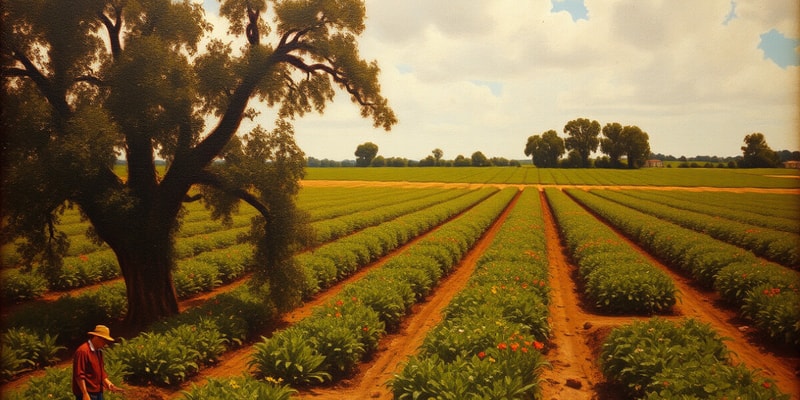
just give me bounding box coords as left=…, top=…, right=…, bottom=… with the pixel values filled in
left=497, top=342, right=507, bottom=350
left=335, top=299, right=344, bottom=306
left=762, top=381, right=771, bottom=389
left=533, top=341, right=544, bottom=350
left=477, top=351, right=486, bottom=359
left=510, top=343, right=520, bottom=352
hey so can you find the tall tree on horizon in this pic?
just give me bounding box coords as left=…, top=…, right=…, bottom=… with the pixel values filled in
left=563, top=118, right=600, bottom=168
left=740, top=133, right=780, bottom=168
left=1, top=0, right=397, bottom=328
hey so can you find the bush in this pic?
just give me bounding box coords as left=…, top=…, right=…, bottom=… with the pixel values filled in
left=0, top=269, right=48, bottom=303
left=599, top=318, right=788, bottom=399
left=741, top=284, right=800, bottom=346
left=181, top=374, right=296, bottom=400
left=249, top=327, right=331, bottom=386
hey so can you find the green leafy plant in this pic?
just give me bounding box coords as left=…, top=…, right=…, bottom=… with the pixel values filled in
left=249, top=327, right=332, bottom=386
left=181, top=374, right=296, bottom=400
left=599, top=318, right=788, bottom=399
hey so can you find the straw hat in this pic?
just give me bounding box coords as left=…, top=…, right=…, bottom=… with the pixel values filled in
left=88, top=325, right=114, bottom=342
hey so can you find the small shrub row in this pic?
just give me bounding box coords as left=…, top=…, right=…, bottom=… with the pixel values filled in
left=569, top=189, right=800, bottom=345
left=296, top=187, right=500, bottom=297
left=173, top=227, right=249, bottom=259
left=600, top=318, right=789, bottom=399
left=250, top=188, right=517, bottom=388
left=622, top=190, right=799, bottom=234
left=181, top=374, right=295, bottom=399
left=1, top=328, right=65, bottom=381
left=390, top=188, right=550, bottom=399
left=305, top=187, right=451, bottom=222
left=173, top=244, right=253, bottom=298
left=546, top=189, right=677, bottom=314
left=590, top=190, right=799, bottom=268
left=3, top=361, right=127, bottom=400
left=6, top=286, right=275, bottom=395
left=310, top=188, right=470, bottom=243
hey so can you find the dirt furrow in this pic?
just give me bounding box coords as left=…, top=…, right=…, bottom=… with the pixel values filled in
left=149, top=193, right=516, bottom=399
left=560, top=189, right=800, bottom=397
left=538, top=190, right=607, bottom=400
left=293, top=191, right=521, bottom=399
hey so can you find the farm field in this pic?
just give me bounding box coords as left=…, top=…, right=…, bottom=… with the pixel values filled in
left=1, top=169, right=799, bottom=399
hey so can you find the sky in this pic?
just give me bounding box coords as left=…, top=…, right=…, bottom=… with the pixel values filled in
left=198, top=0, right=799, bottom=160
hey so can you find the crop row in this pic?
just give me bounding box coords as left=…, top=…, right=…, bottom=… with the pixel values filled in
left=567, top=189, right=800, bottom=345
left=2, top=188, right=499, bottom=387
left=600, top=318, right=789, bottom=399
left=622, top=190, right=799, bottom=234
left=545, top=189, right=677, bottom=314
left=303, top=187, right=446, bottom=221
left=5, top=286, right=271, bottom=399
left=1, top=188, right=468, bottom=303
left=296, top=188, right=498, bottom=297
left=305, top=167, right=800, bottom=188
left=643, top=190, right=800, bottom=221
left=309, top=188, right=470, bottom=244
left=589, top=190, right=799, bottom=268
left=390, top=188, right=551, bottom=399
left=242, top=188, right=517, bottom=392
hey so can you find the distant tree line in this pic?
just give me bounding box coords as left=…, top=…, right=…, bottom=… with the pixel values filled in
left=307, top=143, right=521, bottom=167
left=525, top=118, right=651, bottom=168
left=306, top=127, right=799, bottom=169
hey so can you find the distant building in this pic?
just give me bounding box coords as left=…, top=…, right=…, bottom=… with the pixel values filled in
left=783, top=160, right=800, bottom=169
left=644, top=159, right=664, bottom=168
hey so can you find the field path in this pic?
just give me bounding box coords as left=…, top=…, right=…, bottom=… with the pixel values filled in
left=559, top=189, right=800, bottom=397
left=4, top=181, right=797, bottom=399
left=293, top=189, right=521, bottom=399
left=144, top=190, right=518, bottom=399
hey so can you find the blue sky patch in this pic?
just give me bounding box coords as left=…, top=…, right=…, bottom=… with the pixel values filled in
left=396, top=64, right=414, bottom=74
left=722, top=0, right=737, bottom=25
left=551, top=0, right=588, bottom=22
left=471, top=80, right=503, bottom=96
left=758, top=29, right=800, bottom=68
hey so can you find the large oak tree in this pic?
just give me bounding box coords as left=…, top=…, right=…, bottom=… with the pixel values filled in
left=1, top=0, right=396, bottom=328
left=524, top=129, right=564, bottom=168
left=563, top=118, right=600, bottom=168
left=740, top=132, right=779, bottom=168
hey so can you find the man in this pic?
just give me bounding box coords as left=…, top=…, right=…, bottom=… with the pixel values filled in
left=72, top=325, right=122, bottom=400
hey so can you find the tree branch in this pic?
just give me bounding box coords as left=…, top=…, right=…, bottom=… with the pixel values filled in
left=75, top=75, right=108, bottom=86
left=282, top=54, right=374, bottom=106
left=193, top=171, right=271, bottom=221
left=10, top=48, right=72, bottom=120
left=97, top=6, right=123, bottom=60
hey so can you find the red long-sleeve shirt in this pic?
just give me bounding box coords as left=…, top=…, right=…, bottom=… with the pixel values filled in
left=72, top=340, right=108, bottom=395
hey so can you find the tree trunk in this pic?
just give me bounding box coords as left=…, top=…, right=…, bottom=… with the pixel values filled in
left=89, top=199, right=182, bottom=329
left=116, top=246, right=179, bottom=328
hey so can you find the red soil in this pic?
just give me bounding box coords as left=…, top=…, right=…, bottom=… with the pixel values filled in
left=4, top=182, right=798, bottom=399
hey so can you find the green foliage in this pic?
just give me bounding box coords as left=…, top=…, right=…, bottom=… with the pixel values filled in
left=4, top=362, right=126, bottom=400
left=741, top=284, right=800, bottom=346
left=3, top=0, right=396, bottom=328
left=590, top=189, right=799, bottom=267
left=109, top=319, right=229, bottom=386
left=569, top=188, right=800, bottom=343
left=250, top=328, right=332, bottom=386
left=181, top=374, right=296, bottom=400
left=4, top=283, right=127, bottom=345
left=173, top=260, right=223, bottom=298
left=547, top=189, right=676, bottom=314
left=0, top=269, right=48, bottom=303
left=391, top=188, right=551, bottom=399
left=600, top=318, right=788, bottom=399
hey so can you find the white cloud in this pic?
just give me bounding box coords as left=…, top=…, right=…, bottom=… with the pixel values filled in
left=195, top=0, right=799, bottom=159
